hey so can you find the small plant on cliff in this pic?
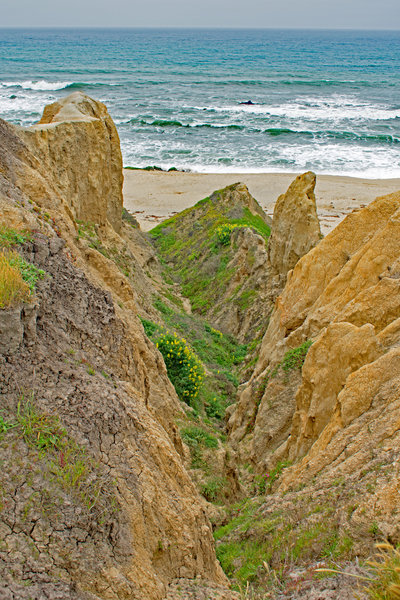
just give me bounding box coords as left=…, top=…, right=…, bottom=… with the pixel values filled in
left=201, top=476, right=227, bottom=503
left=0, top=250, right=31, bottom=308
left=0, top=224, right=32, bottom=248
left=282, top=340, right=313, bottom=373
left=156, top=331, right=204, bottom=404
left=5, top=250, right=45, bottom=294
left=181, top=425, right=218, bottom=449
left=5, top=394, right=117, bottom=514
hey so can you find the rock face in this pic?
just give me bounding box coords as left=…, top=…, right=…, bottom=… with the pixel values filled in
left=230, top=188, right=400, bottom=497
left=267, top=171, right=321, bottom=282
left=227, top=173, right=322, bottom=450
left=29, top=92, right=123, bottom=233
left=0, top=95, right=231, bottom=599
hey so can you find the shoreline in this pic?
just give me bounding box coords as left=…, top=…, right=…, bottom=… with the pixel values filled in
left=122, top=169, right=400, bottom=235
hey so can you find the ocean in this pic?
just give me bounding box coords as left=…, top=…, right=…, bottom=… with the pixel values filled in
left=1, top=28, right=400, bottom=178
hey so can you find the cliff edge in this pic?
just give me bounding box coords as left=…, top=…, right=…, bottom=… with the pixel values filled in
left=0, top=94, right=235, bottom=600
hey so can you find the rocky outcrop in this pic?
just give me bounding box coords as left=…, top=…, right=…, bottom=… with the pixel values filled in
left=150, top=182, right=273, bottom=343
left=230, top=189, right=400, bottom=488
left=150, top=175, right=321, bottom=345
left=0, top=95, right=232, bottom=599
left=267, top=171, right=321, bottom=284
left=29, top=92, right=123, bottom=233
left=226, top=173, right=322, bottom=449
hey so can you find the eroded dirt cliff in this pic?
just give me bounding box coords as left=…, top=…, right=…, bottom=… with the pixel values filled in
left=0, top=93, right=235, bottom=600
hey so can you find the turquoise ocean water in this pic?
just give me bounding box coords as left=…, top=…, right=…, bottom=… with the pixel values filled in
left=0, top=28, right=400, bottom=177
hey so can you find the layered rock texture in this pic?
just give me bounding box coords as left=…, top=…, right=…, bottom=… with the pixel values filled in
left=227, top=187, right=400, bottom=549
left=0, top=94, right=232, bottom=600
left=267, top=171, right=321, bottom=286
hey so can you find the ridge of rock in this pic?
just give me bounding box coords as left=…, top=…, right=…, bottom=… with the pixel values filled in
left=267, top=171, right=321, bottom=280
left=0, top=94, right=233, bottom=599
left=150, top=182, right=273, bottom=343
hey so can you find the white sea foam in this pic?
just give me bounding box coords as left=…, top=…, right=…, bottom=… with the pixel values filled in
left=121, top=136, right=400, bottom=179
left=190, top=96, right=400, bottom=123
left=0, top=80, right=73, bottom=91
left=0, top=92, right=56, bottom=123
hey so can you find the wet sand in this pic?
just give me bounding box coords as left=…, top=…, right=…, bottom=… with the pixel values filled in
left=123, top=170, right=400, bottom=235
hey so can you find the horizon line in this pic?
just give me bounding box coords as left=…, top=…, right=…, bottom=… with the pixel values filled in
left=0, top=26, right=399, bottom=32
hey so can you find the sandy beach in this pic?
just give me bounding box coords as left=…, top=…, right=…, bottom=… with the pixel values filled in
left=123, top=170, right=400, bottom=235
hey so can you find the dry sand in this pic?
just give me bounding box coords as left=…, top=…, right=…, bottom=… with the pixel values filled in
left=123, top=170, right=400, bottom=235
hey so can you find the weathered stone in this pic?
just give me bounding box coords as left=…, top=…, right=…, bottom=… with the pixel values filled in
left=0, top=306, right=23, bottom=354
left=268, top=171, right=321, bottom=280
left=28, top=92, right=123, bottom=233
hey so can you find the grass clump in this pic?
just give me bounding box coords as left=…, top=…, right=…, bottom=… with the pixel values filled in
left=365, top=543, right=400, bottom=599
left=181, top=425, right=218, bottom=449
left=0, top=251, right=31, bottom=308
left=156, top=331, right=204, bottom=404
left=201, top=476, right=228, bottom=503
left=282, top=340, right=313, bottom=373
left=0, top=224, right=32, bottom=248
left=4, top=394, right=116, bottom=514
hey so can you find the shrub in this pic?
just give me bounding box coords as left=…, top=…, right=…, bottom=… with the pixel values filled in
left=181, top=425, right=218, bottom=449
left=156, top=331, right=204, bottom=404
left=215, top=223, right=241, bottom=246
left=201, top=476, right=227, bottom=502
left=0, top=250, right=31, bottom=308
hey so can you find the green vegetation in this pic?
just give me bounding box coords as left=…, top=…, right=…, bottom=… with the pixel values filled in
left=1, top=394, right=117, bottom=515
left=0, top=225, right=45, bottom=308
left=201, top=476, right=228, bottom=503
left=366, top=543, right=400, bottom=599
left=0, top=414, right=16, bottom=435
left=6, top=251, right=46, bottom=294
left=254, top=460, right=292, bottom=494
left=215, top=223, right=242, bottom=246
left=0, top=224, right=32, bottom=248
left=181, top=425, right=218, bottom=449
left=215, top=496, right=356, bottom=592
left=150, top=188, right=270, bottom=317
left=282, top=340, right=313, bottom=373
left=156, top=331, right=204, bottom=404
left=0, top=249, right=45, bottom=309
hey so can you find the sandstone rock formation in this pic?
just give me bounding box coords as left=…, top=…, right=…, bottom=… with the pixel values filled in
left=267, top=171, right=321, bottom=286
left=229, top=188, right=400, bottom=496
left=30, top=92, right=123, bottom=232
left=0, top=94, right=233, bottom=599
left=150, top=175, right=321, bottom=346
left=227, top=172, right=321, bottom=449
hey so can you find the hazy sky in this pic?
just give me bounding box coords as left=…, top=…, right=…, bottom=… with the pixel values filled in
left=1, top=0, right=399, bottom=29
